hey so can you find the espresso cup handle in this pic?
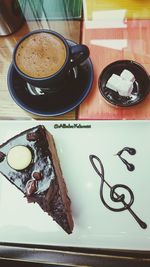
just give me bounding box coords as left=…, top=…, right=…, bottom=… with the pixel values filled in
left=70, top=44, right=89, bottom=67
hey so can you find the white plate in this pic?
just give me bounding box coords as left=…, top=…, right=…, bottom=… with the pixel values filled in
left=0, top=120, right=150, bottom=251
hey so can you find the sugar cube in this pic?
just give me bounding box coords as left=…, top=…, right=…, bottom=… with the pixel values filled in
left=120, top=69, right=135, bottom=83
left=117, top=79, right=133, bottom=96
left=106, top=74, right=123, bottom=92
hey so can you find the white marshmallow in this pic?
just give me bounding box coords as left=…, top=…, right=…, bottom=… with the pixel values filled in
left=7, top=145, right=32, bottom=170
left=106, top=74, right=123, bottom=92
left=120, top=69, right=135, bottom=83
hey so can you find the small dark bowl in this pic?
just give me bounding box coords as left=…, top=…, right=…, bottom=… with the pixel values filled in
left=98, top=60, right=150, bottom=107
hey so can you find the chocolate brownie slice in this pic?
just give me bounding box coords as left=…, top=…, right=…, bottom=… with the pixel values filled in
left=0, top=125, right=74, bottom=234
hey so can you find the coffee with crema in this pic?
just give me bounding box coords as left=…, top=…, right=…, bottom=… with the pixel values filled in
left=15, top=32, right=67, bottom=78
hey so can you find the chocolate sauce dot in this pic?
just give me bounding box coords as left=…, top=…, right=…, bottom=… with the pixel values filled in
left=126, top=162, right=135, bottom=171
left=123, top=147, right=136, bottom=155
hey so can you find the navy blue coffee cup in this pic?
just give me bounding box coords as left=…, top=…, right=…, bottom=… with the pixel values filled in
left=12, top=29, right=90, bottom=91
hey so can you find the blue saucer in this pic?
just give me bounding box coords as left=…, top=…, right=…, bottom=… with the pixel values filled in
left=7, top=40, right=93, bottom=117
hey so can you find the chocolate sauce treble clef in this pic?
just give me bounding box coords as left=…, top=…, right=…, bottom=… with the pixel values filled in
left=89, top=154, right=147, bottom=229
